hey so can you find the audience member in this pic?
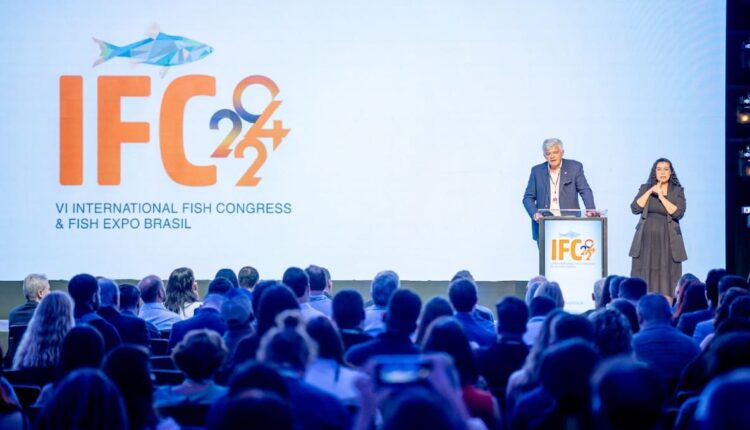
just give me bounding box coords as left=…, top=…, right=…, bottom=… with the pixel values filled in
left=477, top=296, right=529, bottom=411
left=588, top=308, right=633, bottom=358
left=583, top=277, right=607, bottom=316
left=696, top=287, right=750, bottom=349
left=608, top=276, right=627, bottom=301
left=332, top=289, right=373, bottom=350
left=304, top=316, right=363, bottom=405
left=415, top=296, right=454, bottom=345
left=8, top=273, right=50, bottom=327
left=215, top=268, right=239, bottom=288
left=283, top=266, right=326, bottom=320
left=238, top=265, right=260, bottom=291
left=119, top=283, right=160, bottom=339
left=618, top=277, right=648, bottom=306
left=37, top=369, right=128, bottom=430
left=451, top=270, right=494, bottom=323
left=693, top=368, right=750, bottom=430
left=249, top=280, right=280, bottom=325
left=221, top=288, right=254, bottom=354
left=422, top=317, right=500, bottom=429
left=632, top=294, right=699, bottom=394
left=607, top=298, right=640, bottom=333
left=103, top=345, right=175, bottom=430
left=13, top=290, right=75, bottom=370
left=672, top=273, right=700, bottom=311
left=524, top=275, right=547, bottom=305
left=673, top=280, right=708, bottom=327
left=307, top=264, right=333, bottom=317
left=208, top=276, right=234, bottom=296
left=68, top=273, right=121, bottom=350
left=97, top=278, right=150, bottom=347
left=165, top=267, right=202, bottom=318
left=345, top=289, right=422, bottom=367
left=523, top=296, right=556, bottom=346
left=35, top=325, right=105, bottom=407
left=591, top=357, right=666, bottom=430
left=448, top=278, right=496, bottom=348
left=208, top=391, right=293, bottom=430
left=534, top=280, right=565, bottom=309
left=682, top=269, right=726, bottom=339
left=155, top=329, right=228, bottom=407
left=364, top=270, right=400, bottom=336
left=168, top=293, right=227, bottom=350
left=138, top=275, right=182, bottom=331
left=258, top=312, right=351, bottom=430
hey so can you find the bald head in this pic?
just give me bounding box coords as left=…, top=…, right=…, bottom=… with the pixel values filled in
left=138, top=275, right=165, bottom=304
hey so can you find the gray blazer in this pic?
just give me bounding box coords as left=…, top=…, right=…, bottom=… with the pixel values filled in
left=628, top=183, right=687, bottom=262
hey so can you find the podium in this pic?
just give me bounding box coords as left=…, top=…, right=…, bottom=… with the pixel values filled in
left=538, top=210, right=608, bottom=313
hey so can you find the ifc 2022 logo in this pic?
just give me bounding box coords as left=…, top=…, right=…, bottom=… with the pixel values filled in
left=59, top=30, right=289, bottom=187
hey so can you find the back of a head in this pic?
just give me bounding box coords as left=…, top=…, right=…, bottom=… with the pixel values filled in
left=257, top=285, right=300, bottom=335
left=535, top=281, right=565, bottom=309
left=383, top=387, right=467, bottom=430
left=636, top=294, right=672, bottom=325
left=68, top=273, right=99, bottom=306
left=305, top=316, right=344, bottom=362
left=705, top=332, right=750, bottom=379
left=718, top=275, right=750, bottom=295
left=228, top=362, right=289, bottom=398
left=258, top=312, right=316, bottom=373
left=282, top=267, right=309, bottom=298
left=222, top=289, right=252, bottom=328
left=607, top=299, right=640, bottom=333
left=137, top=275, right=164, bottom=304
left=238, top=266, right=260, bottom=289
left=386, top=289, right=422, bottom=333
left=58, top=326, right=105, bottom=380
left=729, top=295, right=750, bottom=319
left=332, top=289, right=365, bottom=329
left=529, top=295, right=556, bottom=318
left=448, top=278, right=478, bottom=313
left=38, top=369, right=128, bottom=430
left=680, top=280, right=709, bottom=314
left=551, top=313, right=595, bottom=344
left=705, top=268, right=728, bottom=306
left=592, top=357, right=665, bottom=430
left=22, top=273, right=49, bottom=302
left=208, top=391, right=293, bottom=430
left=208, top=276, right=234, bottom=296
left=98, top=278, right=119, bottom=308
left=716, top=288, right=750, bottom=328
left=588, top=309, right=633, bottom=358
left=371, top=270, right=400, bottom=307
left=451, top=270, right=475, bottom=283
left=305, top=265, right=327, bottom=292
left=103, top=345, right=153, bottom=397
left=496, top=296, right=528, bottom=335
left=525, top=275, right=547, bottom=305
left=416, top=296, right=455, bottom=344
left=118, top=284, right=140, bottom=310
left=165, top=267, right=197, bottom=312
left=422, top=316, right=477, bottom=385
left=251, top=280, right=280, bottom=319
left=172, top=329, right=228, bottom=381
left=540, top=339, right=600, bottom=410
left=609, top=276, right=627, bottom=300
left=592, top=278, right=606, bottom=309
left=619, top=277, right=648, bottom=303
left=695, top=369, right=750, bottom=430
left=215, top=268, right=239, bottom=288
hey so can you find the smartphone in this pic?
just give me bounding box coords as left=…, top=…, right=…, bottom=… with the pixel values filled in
left=372, top=355, right=432, bottom=386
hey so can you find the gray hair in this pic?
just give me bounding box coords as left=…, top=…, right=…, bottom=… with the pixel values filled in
left=371, top=270, right=400, bottom=307
left=542, top=138, right=564, bottom=153
left=535, top=281, right=565, bottom=309
left=98, top=278, right=120, bottom=308
left=22, top=273, right=49, bottom=301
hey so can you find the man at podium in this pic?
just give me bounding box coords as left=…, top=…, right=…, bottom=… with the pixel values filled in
left=522, top=138, right=596, bottom=241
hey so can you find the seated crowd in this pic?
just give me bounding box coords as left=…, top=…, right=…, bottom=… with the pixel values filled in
left=1, top=265, right=749, bottom=430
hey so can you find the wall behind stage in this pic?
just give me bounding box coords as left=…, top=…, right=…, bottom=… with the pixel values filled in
left=0, top=1, right=725, bottom=282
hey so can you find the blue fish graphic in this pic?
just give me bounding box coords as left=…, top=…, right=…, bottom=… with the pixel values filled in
left=558, top=231, right=580, bottom=238
left=93, top=32, right=213, bottom=67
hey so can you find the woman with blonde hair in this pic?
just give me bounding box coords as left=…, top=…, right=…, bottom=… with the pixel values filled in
left=13, top=291, right=75, bottom=369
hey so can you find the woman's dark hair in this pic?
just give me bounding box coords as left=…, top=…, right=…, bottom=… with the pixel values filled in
left=172, top=329, right=228, bottom=381
left=37, top=369, right=128, bottom=430
left=216, top=268, right=239, bottom=288
left=416, top=296, right=454, bottom=345
left=258, top=312, right=316, bottom=373
left=165, top=267, right=198, bottom=314
left=673, top=280, right=708, bottom=323
left=384, top=387, right=467, bottom=430
left=103, top=345, right=158, bottom=430
left=207, top=390, right=293, bottom=430
left=55, top=325, right=105, bottom=382
left=647, top=158, right=682, bottom=187
left=422, top=316, right=478, bottom=386
left=714, top=288, right=750, bottom=329
left=251, top=280, right=281, bottom=322
left=608, top=299, right=640, bottom=334
left=256, top=285, right=300, bottom=336
left=588, top=309, right=633, bottom=358
left=305, top=316, right=345, bottom=364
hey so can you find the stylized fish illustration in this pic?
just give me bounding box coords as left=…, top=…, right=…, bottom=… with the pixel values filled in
left=93, top=32, right=213, bottom=68
left=558, top=231, right=581, bottom=238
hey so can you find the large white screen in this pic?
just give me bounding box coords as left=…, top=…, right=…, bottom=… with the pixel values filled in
left=0, top=1, right=725, bottom=281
